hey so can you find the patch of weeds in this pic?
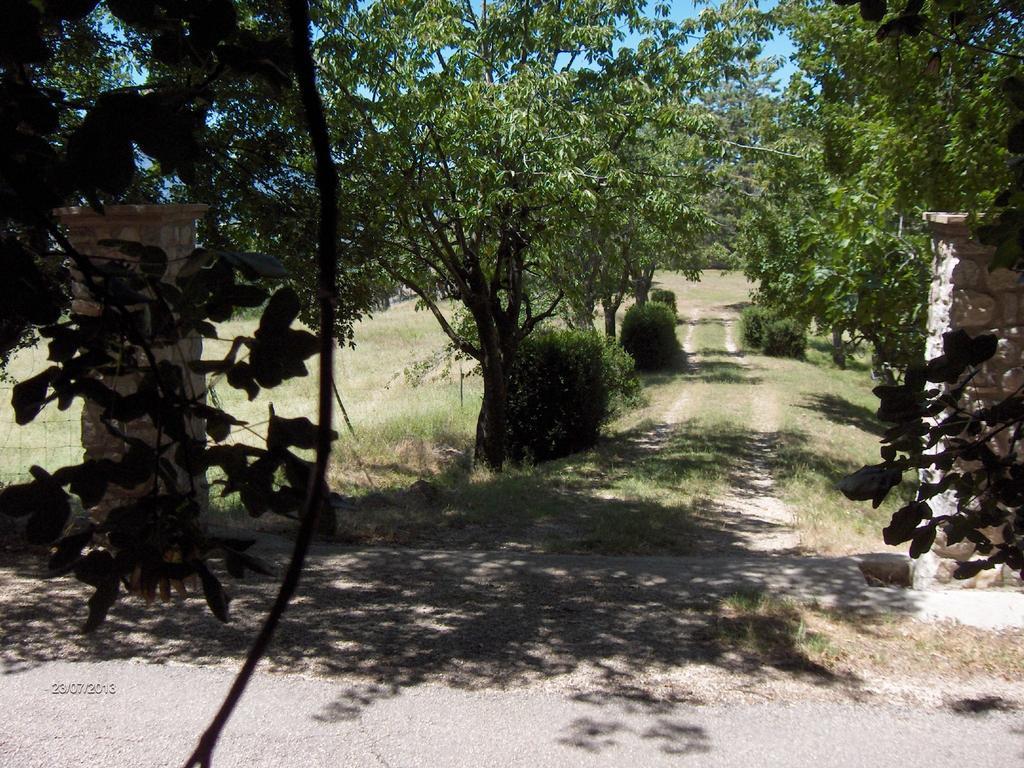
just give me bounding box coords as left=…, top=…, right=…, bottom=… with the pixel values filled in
left=710, top=591, right=845, bottom=675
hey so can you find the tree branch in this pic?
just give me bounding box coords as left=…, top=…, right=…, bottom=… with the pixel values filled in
left=182, top=1, right=338, bottom=764
left=521, top=289, right=563, bottom=337
left=381, top=263, right=482, bottom=359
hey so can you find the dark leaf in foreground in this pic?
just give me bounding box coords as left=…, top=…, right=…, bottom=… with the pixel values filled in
left=83, top=575, right=119, bottom=633
left=196, top=562, right=231, bottom=622
left=12, top=366, right=57, bottom=425
left=48, top=526, right=96, bottom=574
left=838, top=464, right=903, bottom=507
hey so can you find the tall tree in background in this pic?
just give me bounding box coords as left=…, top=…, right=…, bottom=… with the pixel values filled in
left=734, top=0, right=1020, bottom=373
left=325, top=0, right=766, bottom=468
left=733, top=81, right=932, bottom=373
left=558, top=119, right=712, bottom=337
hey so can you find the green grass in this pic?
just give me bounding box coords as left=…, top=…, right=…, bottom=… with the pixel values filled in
left=753, top=343, right=905, bottom=553
left=202, top=298, right=481, bottom=488
left=714, top=590, right=840, bottom=667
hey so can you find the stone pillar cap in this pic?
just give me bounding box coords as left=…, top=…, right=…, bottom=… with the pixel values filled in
left=922, top=212, right=969, bottom=224
left=53, top=203, right=209, bottom=223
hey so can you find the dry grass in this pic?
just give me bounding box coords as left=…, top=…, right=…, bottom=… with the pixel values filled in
left=0, top=269, right=908, bottom=556
left=711, top=590, right=1024, bottom=683
left=0, top=343, right=84, bottom=482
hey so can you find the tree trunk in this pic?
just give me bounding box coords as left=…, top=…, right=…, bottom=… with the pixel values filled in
left=474, top=350, right=508, bottom=470
left=831, top=327, right=846, bottom=369
left=570, top=299, right=595, bottom=330
left=633, top=267, right=654, bottom=306
left=601, top=297, right=620, bottom=338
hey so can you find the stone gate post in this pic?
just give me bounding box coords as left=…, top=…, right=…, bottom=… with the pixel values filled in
left=53, top=204, right=209, bottom=523
left=917, top=212, right=1023, bottom=588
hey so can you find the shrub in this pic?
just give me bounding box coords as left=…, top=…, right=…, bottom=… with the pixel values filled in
left=506, top=329, right=640, bottom=462
left=761, top=318, right=808, bottom=359
left=650, top=288, right=678, bottom=317
left=740, top=305, right=772, bottom=348
left=620, top=302, right=680, bottom=370
left=599, top=336, right=645, bottom=414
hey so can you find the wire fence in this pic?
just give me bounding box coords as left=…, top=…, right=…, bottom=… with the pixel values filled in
left=0, top=342, right=83, bottom=486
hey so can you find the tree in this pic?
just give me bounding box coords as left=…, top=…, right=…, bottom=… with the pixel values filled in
left=819, top=0, right=1024, bottom=583
left=690, top=70, right=782, bottom=270
left=557, top=120, right=712, bottom=338
left=318, top=0, right=764, bottom=468
left=733, top=0, right=1021, bottom=372
left=735, top=120, right=932, bottom=372
left=780, top=0, right=1018, bottom=214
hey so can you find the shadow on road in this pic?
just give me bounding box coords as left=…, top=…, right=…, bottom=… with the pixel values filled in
left=1, top=538, right=927, bottom=726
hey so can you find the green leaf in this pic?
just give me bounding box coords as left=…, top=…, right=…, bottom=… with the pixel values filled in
left=992, top=232, right=1023, bottom=271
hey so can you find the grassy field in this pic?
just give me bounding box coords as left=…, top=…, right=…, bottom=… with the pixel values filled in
left=0, top=270, right=901, bottom=556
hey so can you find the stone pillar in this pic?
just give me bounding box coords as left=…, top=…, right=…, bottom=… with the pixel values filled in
left=916, top=212, right=1023, bottom=588
left=53, top=204, right=209, bottom=522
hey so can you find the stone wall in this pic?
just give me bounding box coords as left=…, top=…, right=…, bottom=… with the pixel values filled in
left=53, top=204, right=209, bottom=522
left=916, top=212, right=1023, bottom=588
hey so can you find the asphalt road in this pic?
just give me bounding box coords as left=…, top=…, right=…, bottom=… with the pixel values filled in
left=2, top=659, right=1021, bottom=768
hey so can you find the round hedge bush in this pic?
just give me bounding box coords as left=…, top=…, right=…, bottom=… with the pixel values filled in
left=761, top=318, right=808, bottom=359
left=740, top=305, right=772, bottom=349
left=506, top=329, right=641, bottom=462
left=650, top=288, right=678, bottom=317
left=620, top=302, right=680, bottom=371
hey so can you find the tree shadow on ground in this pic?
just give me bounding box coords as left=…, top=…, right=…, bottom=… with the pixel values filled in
left=683, top=359, right=762, bottom=385
left=798, top=393, right=882, bottom=437
left=721, top=302, right=751, bottom=314
left=806, top=338, right=872, bottom=374
left=0, top=541, right=917, bottom=727
left=558, top=713, right=711, bottom=755
left=0, top=417, right=930, bottom=737
left=635, top=349, right=692, bottom=386
left=0, top=400, right=939, bottom=754
left=333, top=419, right=778, bottom=555
left=769, top=426, right=880, bottom=493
